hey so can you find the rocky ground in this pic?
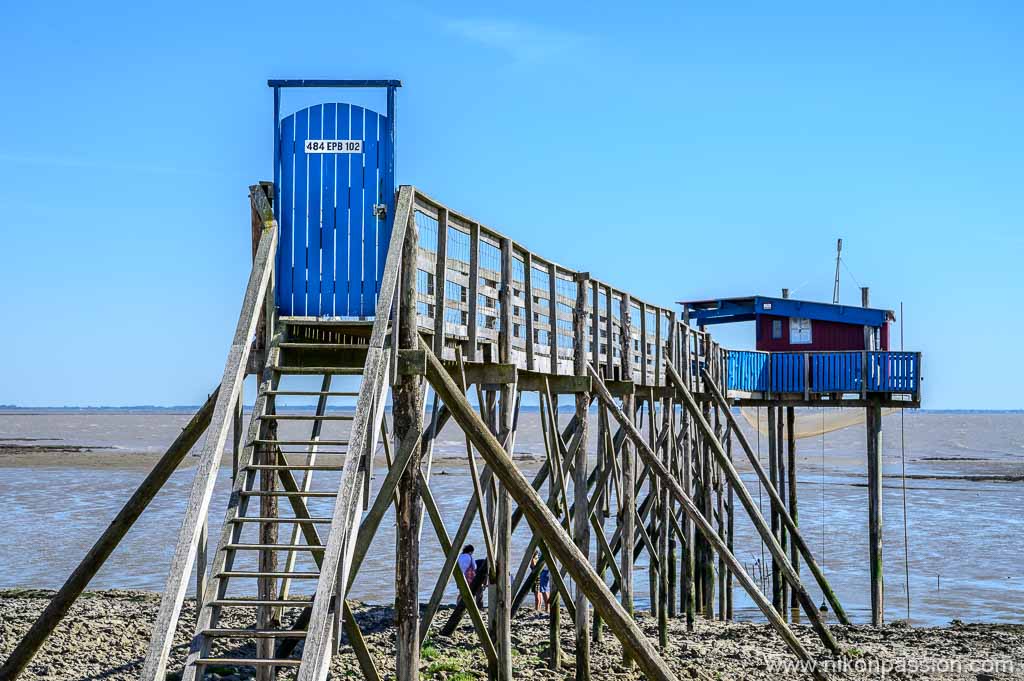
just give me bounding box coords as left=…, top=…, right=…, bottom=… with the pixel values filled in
left=2, top=589, right=1022, bottom=680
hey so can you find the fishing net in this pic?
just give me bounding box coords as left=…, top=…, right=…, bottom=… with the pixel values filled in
left=739, top=407, right=896, bottom=439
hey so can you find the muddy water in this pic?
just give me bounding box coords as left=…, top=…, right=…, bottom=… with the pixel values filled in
left=1, top=409, right=1021, bottom=626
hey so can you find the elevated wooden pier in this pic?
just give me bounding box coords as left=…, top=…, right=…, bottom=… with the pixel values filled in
left=2, top=79, right=923, bottom=681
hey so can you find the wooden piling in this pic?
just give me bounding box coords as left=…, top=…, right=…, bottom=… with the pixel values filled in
left=786, top=405, right=799, bottom=612
left=767, top=405, right=782, bottom=613
left=658, top=397, right=671, bottom=648
left=573, top=274, right=592, bottom=680
left=491, top=237, right=516, bottom=681
left=618, top=294, right=636, bottom=663
left=776, top=406, right=789, bottom=618
left=546, top=392, right=563, bottom=671
left=867, top=399, right=884, bottom=625
left=394, top=203, right=425, bottom=681
left=256, top=423, right=279, bottom=681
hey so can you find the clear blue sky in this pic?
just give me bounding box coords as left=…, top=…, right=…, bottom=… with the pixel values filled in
left=1, top=1, right=1021, bottom=409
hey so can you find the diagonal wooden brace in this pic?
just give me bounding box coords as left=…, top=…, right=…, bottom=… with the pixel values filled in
left=587, top=364, right=833, bottom=680
left=421, top=338, right=680, bottom=681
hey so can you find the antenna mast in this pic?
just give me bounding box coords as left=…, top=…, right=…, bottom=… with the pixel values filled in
left=832, top=238, right=843, bottom=305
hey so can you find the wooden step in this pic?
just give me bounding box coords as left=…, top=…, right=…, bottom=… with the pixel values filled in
left=269, top=366, right=364, bottom=375
left=258, top=414, right=354, bottom=421
left=245, top=464, right=345, bottom=471
left=201, top=628, right=308, bottom=639
left=209, top=598, right=313, bottom=607
left=261, top=390, right=359, bottom=397
left=224, top=543, right=326, bottom=552
left=280, top=342, right=369, bottom=350
left=229, top=516, right=332, bottom=523
left=216, top=571, right=319, bottom=579
left=239, top=490, right=336, bottom=498
left=250, top=439, right=349, bottom=446
left=192, top=657, right=301, bottom=667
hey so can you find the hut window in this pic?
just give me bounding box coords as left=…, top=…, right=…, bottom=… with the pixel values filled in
left=771, top=319, right=783, bottom=340
left=789, top=317, right=812, bottom=344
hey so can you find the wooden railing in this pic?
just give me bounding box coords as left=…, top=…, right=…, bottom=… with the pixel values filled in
left=408, top=187, right=723, bottom=392
left=724, top=349, right=921, bottom=399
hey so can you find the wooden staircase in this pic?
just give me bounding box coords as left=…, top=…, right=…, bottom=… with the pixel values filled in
left=182, top=326, right=376, bottom=680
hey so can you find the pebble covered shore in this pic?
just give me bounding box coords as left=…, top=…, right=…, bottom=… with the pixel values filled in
left=2, top=589, right=1022, bottom=680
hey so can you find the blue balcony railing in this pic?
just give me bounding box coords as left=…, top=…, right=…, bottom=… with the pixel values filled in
left=725, top=349, right=921, bottom=399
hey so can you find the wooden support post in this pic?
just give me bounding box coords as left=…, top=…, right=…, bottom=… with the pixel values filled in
left=0, top=390, right=218, bottom=681
left=573, top=274, right=592, bottom=681
left=618, top=295, right=636, bottom=658
left=592, top=404, right=608, bottom=644
left=867, top=399, right=884, bottom=625
left=786, top=406, right=799, bottom=612
left=725, top=421, right=735, bottom=620
left=714, top=403, right=726, bottom=621
left=681, top=413, right=695, bottom=627
left=394, top=201, right=425, bottom=681
left=680, top=313, right=696, bottom=630
left=776, top=406, right=789, bottom=619
left=546, top=392, right=563, bottom=671
left=256, top=423, right=279, bottom=681
left=646, top=394, right=660, bottom=621
left=658, top=397, right=671, bottom=648
left=490, top=237, right=515, bottom=681
left=667, top=413, right=678, bottom=621
left=700, top=396, right=714, bottom=617
left=768, top=405, right=782, bottom=613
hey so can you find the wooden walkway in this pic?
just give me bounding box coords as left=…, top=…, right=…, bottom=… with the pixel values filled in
left=2, top=182, right=921, bottom=681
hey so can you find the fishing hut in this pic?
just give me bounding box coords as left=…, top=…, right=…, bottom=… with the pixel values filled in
left=3, top=80, right=921, bottom=681
left=682, top=290, right=921, bottom=626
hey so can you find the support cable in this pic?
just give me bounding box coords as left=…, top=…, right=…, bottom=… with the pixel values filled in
left=756, top=408, right=766, bottom=582
left=900, top=302, right=912, bottom=622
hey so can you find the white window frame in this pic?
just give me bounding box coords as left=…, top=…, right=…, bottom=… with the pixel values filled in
left=789, top=317, right=813, bottom=345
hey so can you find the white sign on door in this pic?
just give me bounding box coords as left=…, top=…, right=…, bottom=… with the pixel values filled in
left=304, top=140, right=363, bottom=154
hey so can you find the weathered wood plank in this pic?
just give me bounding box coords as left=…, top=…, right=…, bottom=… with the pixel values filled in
left=142, top=220, right=278, bottom=681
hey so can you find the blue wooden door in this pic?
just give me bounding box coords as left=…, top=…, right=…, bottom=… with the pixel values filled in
left=275, top=103, right=394, bottom=317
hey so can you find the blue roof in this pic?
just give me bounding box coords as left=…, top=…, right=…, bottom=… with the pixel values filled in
left=678, top=295, right=894, bottom=328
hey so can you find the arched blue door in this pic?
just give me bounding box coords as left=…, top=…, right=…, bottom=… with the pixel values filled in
left=275, top=103, right=395, bottom=317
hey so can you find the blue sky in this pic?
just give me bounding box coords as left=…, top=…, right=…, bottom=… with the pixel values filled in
left=1, top=1, right=1021, bottom=409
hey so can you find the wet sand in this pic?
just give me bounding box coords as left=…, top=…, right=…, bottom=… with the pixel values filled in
left=1, top=589, right=1022, bottom=680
